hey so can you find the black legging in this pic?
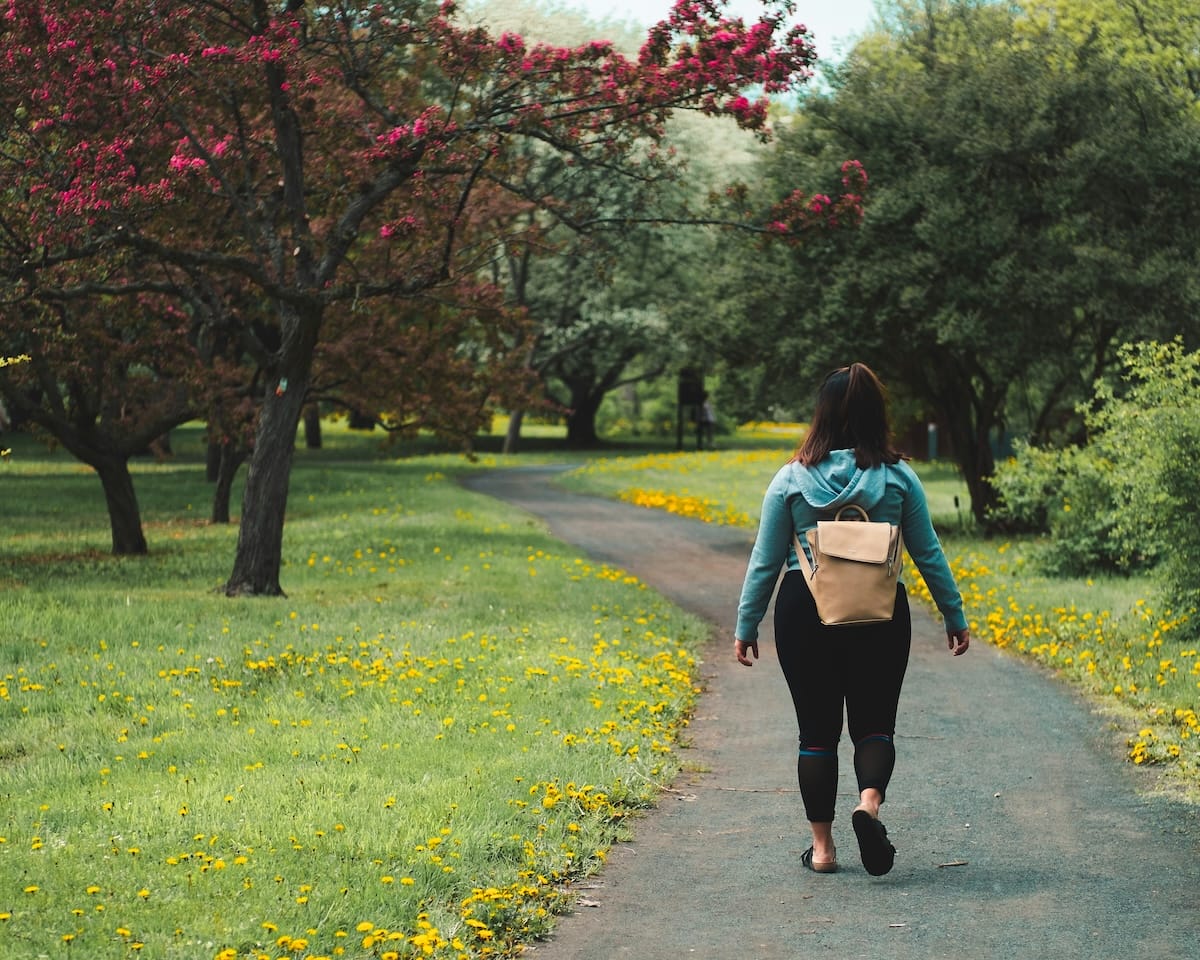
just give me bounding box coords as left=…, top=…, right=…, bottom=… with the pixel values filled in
left=773, top=570, right=912, bottom=823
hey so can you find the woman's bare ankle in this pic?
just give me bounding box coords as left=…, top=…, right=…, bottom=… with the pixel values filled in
left=855, top=789, right=883, bottom=819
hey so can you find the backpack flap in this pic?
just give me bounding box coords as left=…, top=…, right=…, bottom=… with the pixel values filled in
left=813, top=520, right=895, bottom=565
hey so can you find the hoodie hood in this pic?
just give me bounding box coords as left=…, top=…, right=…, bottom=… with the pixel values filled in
left=790, top=449, right=887, bottom=513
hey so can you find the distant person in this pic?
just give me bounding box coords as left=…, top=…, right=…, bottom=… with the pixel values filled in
left=698, top=393, right=716, bottom=450
left=733, top=362, right=970, bottom=876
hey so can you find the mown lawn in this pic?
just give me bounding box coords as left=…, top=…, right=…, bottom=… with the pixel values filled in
left=0, top=426, right=707, bottom=960
left=3, top=419, right=1195, bottom=960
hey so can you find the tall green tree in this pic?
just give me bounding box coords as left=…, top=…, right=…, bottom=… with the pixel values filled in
left=720, top=0, right=1200, bottom=523
left=469, top=1, right=807, bottom=451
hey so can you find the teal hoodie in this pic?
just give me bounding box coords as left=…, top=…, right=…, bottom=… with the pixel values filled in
left=735, top=450, right=968, bottom=642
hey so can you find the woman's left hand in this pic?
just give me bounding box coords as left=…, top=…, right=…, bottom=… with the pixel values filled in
left=735, top=638, right=759, bottom=666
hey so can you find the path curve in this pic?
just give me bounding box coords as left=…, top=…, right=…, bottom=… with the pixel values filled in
left=463, top=466, right=1199, bottom=960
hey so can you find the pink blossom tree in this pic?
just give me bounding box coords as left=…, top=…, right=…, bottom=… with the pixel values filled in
left=1, top=0, right=862, bottom=594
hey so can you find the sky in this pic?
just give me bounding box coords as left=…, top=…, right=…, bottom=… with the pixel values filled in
left=565, top=0, right=878, bottom=62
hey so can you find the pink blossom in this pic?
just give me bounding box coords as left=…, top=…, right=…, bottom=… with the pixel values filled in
left=497, top=32, right=524, bottom=54
left=378, top=124, right=412, bottom=145
left=169, top=154, right=206, bottom=173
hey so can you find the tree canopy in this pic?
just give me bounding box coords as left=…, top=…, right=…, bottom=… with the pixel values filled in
left=711, top=0, right=1200, bottom=523
left=1, top=0, right=859, bottom=590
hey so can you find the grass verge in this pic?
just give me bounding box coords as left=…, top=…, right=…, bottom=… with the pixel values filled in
left=0, top=441, right=706, bottom=960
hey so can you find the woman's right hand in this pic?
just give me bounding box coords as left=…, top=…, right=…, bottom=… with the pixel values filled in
left=947, top=628, right=970, bottom=656
left=735, top=638, right=759, bottom=666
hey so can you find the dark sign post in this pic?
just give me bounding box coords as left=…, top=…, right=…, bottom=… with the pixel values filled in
left=677, top=368, right=705, bottom=451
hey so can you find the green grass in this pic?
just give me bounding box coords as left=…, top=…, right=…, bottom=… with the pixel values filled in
left=4, top=417, right=1196, bottom=960
left=0, top=434, right=708, bottom=959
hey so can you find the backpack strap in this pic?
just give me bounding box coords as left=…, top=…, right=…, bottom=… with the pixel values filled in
left=793, top=531, right=816, bottom=579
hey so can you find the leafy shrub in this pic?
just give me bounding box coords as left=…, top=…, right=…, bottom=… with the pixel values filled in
left=990, top=440, right=1146, bottom=575
left=1092, top=339, right=1200, bottom=614
left=991, top=339, right=1200, bottom=613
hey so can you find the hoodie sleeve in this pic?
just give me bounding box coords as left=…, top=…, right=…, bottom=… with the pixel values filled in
left=735, top=468, right=795, bottom=643
left=897, top=464, right=968, bottom=633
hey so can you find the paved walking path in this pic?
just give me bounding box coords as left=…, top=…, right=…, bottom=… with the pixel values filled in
left=463, top=466, right=1200, bottom=960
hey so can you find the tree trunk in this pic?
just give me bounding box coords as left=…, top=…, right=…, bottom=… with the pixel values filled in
left=565, top=410, right=599, bottom=445
left=944, top=401, right=999, bottom=527
left=94, top=456, right=148, bottom=555
left=224, top=385, right=305, bottom=595
left=502, top=409, right=525, bottom=454
left=565, top=388, right=602, bottom=447
left=302, top=404, right=322, bottom=449
left=224, top=307, right=320, bottom=596
left=347, top=408, right=375, bottom=430
left=211, top=444, right=247, bottom=524
left=206, top=440, right=221, bottom=482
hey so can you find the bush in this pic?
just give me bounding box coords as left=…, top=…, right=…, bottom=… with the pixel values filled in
left=991, top=339, right=1200, bottom=613
left=990, top=441, right=1147, bottom=575
left=1095, top=340, right=1200, bottom=615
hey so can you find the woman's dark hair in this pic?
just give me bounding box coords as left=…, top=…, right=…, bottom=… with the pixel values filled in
left=793, top=362, right=903, bottom=468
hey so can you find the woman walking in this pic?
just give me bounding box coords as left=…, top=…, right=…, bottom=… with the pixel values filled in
left=734, top=363, right=970, bottom=876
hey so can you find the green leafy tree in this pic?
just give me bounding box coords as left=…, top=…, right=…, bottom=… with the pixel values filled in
left=469, top=2, right=810, bottom=451
left=716, top=0, right=1200, bottom=523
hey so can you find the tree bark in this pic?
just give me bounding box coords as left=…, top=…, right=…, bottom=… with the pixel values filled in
left=224, top=306, right=320, bottom=596
left=205, top=440, right=221, bottom=482
left=565, top=392, right=602, bottom=446
left=223, top=386, right=304, bottom=594
left=302, top=404, right=322, bottom=449
left=943, top=396, right=1000, bottom=527
left=211, top=444, right=247, bottom=524
left=347, top=409, right=375, bottom=430
left=502, top=409, right=525, bottom=454
left=94, top=456, right=149, bottom=555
